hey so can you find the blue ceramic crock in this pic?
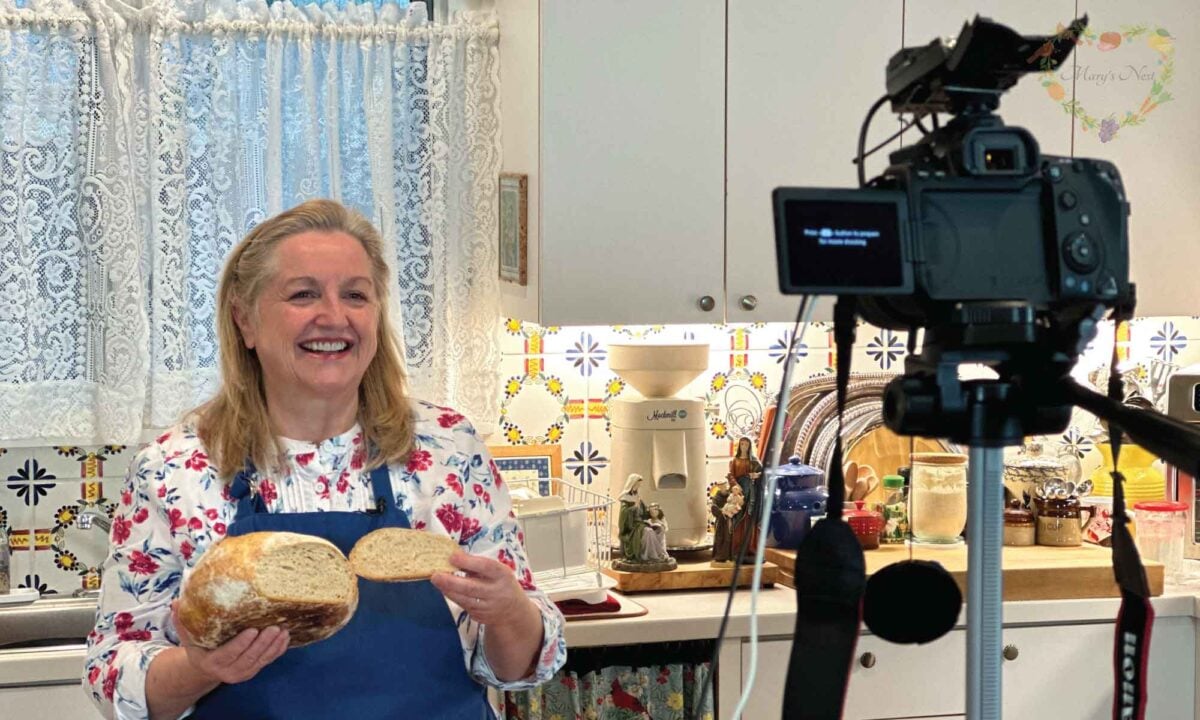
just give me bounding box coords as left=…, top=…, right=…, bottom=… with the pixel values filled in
left=767, top=455, right=828, bottom=549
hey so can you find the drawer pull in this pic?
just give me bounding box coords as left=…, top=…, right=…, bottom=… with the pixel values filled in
left=858, top=652, right=876, bottom=669
left=1002, top=644, right=1019, bottom=661
left=697, top=295, right=716, bottom=312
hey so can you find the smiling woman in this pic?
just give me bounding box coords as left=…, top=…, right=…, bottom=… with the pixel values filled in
left=82, top=200, right=566, bottom=720
left=200, top=201, right=409, bottom=478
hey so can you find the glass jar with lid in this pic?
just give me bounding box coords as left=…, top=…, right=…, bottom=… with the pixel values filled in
left=910, top=453, right=968, bottom=544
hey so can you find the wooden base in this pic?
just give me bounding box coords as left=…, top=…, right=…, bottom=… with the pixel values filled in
left=766, top=543, right=1164, bottom=600
left=602, top=560, right=778, bottom=593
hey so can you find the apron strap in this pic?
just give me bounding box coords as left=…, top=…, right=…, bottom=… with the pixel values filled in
left=230, top=465, right=264, bottom=518
left=229, top=458, right=396, bottom=518
left=366, top=464, right=394, bottom=515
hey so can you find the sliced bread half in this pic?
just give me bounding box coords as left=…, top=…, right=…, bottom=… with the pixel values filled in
left=349, top=527, right=459, bottom=582
left=177, top=531, right=358, bottom=649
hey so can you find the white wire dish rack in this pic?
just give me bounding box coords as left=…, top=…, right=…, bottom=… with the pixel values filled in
left=509, top=477, right=617, bottom=604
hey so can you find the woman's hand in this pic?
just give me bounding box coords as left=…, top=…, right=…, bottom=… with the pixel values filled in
left=430, top=550, right=534, bottom=626
left=170, top=601, right=290, bottom=684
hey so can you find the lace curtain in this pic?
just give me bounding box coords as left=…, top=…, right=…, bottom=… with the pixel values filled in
left=0, top=0, right=501, bottom=443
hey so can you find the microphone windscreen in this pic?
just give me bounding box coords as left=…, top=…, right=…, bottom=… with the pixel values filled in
left=863, top=559, right=961, bottom=644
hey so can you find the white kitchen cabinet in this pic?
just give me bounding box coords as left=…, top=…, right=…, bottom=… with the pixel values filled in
left=733, top=616, right=1194, bottom=720
left=498, top=0, right=726, bottom=326
left=0, top=684, right=96, bottom=716
left=499, top=1, right=1194, bottom=326
left=724, top=2, right=903, bottom=323
left=1068, top=0, right=1200, bottom=317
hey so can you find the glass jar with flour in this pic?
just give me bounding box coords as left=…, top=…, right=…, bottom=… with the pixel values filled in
left=910, top=453, right=968, bottom=544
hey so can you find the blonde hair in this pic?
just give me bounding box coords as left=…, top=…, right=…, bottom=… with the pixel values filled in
left=195, top=199, right=414, bottom=479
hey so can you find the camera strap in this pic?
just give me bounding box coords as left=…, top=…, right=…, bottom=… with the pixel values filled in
left=1106, top=318, right=1154, bottom=720
left=783, top=298, right=865, bottom=719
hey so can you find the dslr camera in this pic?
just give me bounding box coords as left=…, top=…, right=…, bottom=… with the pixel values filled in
left=772, top=15, right=1134, bottom=444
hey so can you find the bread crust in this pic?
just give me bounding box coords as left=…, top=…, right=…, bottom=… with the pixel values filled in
left=177, top=532, right=358, bottom=649
left=349, top=527, right=459, bottom=582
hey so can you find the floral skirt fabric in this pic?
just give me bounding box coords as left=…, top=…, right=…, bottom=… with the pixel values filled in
left=502, top=662, right=714, bottom=720
left=501, top=640, right=716, bottom=720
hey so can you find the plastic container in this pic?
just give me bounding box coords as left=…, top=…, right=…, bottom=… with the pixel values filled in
left=910, top=453, right=968, bottom=544
left=877, top=474, right=908, bottom=544
left=1132, top=500, right=1188, bottom=583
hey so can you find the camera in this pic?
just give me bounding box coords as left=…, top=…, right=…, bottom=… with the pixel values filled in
left=772, top=15, right=1139, bottom=445
left=773, top=15, right=1132, bottom=333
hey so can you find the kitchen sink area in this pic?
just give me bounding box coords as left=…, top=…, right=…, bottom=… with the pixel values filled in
left=0, top=596, right=97, bottom=688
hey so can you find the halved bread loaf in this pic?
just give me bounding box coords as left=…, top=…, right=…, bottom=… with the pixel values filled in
left=349, top=527, right=459, bottom=581
left=177, top=531, right=358, bottom=649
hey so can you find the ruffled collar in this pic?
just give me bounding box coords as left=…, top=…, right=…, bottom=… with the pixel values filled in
left=277, top=423, right=363, bottom=460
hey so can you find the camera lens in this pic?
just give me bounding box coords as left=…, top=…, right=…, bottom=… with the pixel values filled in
left=984, top=148, right=1016, bottom=171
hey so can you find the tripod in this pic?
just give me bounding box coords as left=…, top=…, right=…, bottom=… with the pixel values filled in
left=882, top=311, right=1083, bottom=720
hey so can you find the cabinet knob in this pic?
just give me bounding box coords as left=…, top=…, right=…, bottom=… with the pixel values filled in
left=858, top=652, right=876, bottom=669
left=739, top=295, right=758, bottom=311
left=697, top=295, right=716, bottom=312
left=1002, top=644, right=1019, bottom=661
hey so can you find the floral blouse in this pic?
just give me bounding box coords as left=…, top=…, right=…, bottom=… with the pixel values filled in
left=83, top=400, right=568, bottom=720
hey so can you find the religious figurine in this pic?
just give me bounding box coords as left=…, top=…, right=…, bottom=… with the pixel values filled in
left=613, top=474, right=677, bottom=572
left=642, top=503, right=670, bottom=562
left=710, top=481, right=733, bottom=567
left=617, top=473, right=646, bottom=562
left=727, top=436, right=763, bottom=564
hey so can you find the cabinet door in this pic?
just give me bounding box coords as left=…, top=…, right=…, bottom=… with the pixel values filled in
left=1002, top=617, right=1194, bottom=719
left=0, top=685, right=98, bottom=716
left=726, top=2, right=902, bottom=322
left=539, top=0, right=726, bottom=325
left=735, top=637, right=791, bottom=719
left=846, top=630, right=967, bottom=718
left=739, top=632, right=968, bottom=718
left=1069, top=0, right=1199, bottom=316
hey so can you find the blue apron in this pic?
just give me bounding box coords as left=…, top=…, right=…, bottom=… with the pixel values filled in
left=191, top=463, right=495, bottom=720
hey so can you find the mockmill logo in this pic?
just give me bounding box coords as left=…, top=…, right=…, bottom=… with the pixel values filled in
left=646, top=409, right=687, bottom=422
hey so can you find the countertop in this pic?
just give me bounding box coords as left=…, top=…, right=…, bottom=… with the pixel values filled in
left=566, top=583, right=1200, bottom=648
left=8, top=584, right=1200, bottom=686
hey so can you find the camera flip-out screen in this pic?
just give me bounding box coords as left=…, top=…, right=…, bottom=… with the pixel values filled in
left=772, top=188, right=912, bottom=295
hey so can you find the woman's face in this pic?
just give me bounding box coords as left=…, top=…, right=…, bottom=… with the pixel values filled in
left=236, top=230, right=380, bottom=408
left=738, top=438, right=750, bottom=455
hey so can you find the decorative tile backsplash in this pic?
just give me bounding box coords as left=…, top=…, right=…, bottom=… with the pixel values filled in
left=4, top=315, right=1197, bottom=596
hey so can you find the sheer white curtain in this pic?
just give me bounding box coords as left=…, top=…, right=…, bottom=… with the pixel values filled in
left=0, top=0, right=501, bottom=443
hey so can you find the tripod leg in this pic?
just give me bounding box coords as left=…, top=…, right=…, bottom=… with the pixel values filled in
left=967, top=446, right=1005, bottom=719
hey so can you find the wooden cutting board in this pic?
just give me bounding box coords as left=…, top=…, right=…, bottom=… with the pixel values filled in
left=766, top=544, right=1163, bottom=600
left=602, top=560, right=778, bottom=593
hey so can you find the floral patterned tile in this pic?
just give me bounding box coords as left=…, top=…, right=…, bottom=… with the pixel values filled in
left=1130, top=317, right=1193, bottom=365
left=34, top=444, right=134, bottom=481
left=1, top=486, right=35, bottom=592
left=499, top=318, right=544, bottom=355
left=0, top=449, right=35, bottom=487
left=494, top=353, right=588, bottom=453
